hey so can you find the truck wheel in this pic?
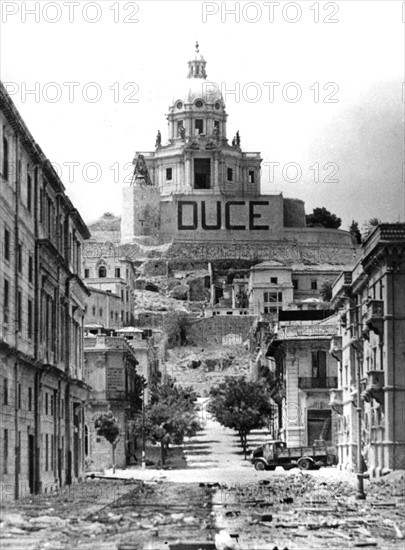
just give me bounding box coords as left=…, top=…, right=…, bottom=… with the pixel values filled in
left=254, top=460, right=266, bottom=471
left=298, top=458, right=313, bottom=471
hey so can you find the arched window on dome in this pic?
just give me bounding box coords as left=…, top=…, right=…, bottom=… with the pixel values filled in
left=98, top=265, right=107, bottom=278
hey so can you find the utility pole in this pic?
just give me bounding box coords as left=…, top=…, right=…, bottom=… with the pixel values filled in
left=141, top=381, right=148, bottom=470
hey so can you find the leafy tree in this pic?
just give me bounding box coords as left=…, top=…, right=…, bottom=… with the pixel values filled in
left=320, top=281, right=333, bottom=302
left=363, top=217, right=381, bottom=238
left=94, top=411, right=120, bottom=473
left=349, top=220, right=362, bottom=244
left=306, top=207, right=342, bottom=229
left=130, top=377, right=201, bottom=466
left=208, top=376, right=273, bottom=458
left=164, top=312, right=190, bottom=348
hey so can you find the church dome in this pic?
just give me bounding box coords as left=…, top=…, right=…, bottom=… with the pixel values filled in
left=171, top=42, right=225, bottom=108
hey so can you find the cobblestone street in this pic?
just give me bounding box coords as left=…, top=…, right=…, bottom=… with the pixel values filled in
left=1, top=412, right=404, bottom=549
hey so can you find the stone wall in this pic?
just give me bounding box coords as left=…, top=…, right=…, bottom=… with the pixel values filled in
left=188, top=316, right=254, bottom=346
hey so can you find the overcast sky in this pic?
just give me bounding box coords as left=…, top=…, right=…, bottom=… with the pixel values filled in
left=1, top=0, right=404, bottom=230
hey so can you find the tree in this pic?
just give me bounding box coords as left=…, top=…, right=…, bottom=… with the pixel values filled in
left=209, top=376, right=273, bottom=459
left=363, top=217, right=381, bottom=238
left=94, top=411, right=120, bottom=473
left=349, top=220, right=362, bottom=244
left=164, top=312, right=190, bottom=348
left=320, top=281, right=333, bottom=302
left=130, top=377, right=201, bottom=466
left=306, top=207, right=342, bottom=229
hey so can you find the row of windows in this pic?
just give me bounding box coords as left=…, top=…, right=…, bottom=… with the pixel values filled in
left=292, top=279, right=318, bottom=291
left=165, top=165, right=255, bottom=184
left=3, top=429, right=64, bottom=475
left=2, top=380, right=64, bottom=418
left=84, top=266, right=126, bottom=279
left=2, top=227, right=34, bottom=281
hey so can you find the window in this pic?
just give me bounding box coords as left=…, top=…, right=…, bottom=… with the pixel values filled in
left=92, top=306, right=96, bottom=316
left=311, top=280, right=318, bottom=290
left=110, top=311, right=114, bottom=320
left=4, top=227, right=10, bottom=261
left=126, top=290, right=129, bottom=301
left=195, top=100, right=204, bottom=108
left=114, top=268, right=121, bottom=278
left=45, top=434, right=49, bottom=471
left=248, top=170, right=255, bottom=183
left=18, top=383, right=21, bottom=409
left=99, top=308, right=103, bottom=316
left=214, top=120, right=220, bottom=129
left=2, top=136, right=9, bottom=181
left=263, top=291, right=283, bottom=314
left=311, top=351, right=327, bottom=379
left=28, top=299, right=33, bottom=339
left=106, top=290, right=111, bottom=293
left=4, top=378, right=8, bottom=405
left=3, top=279, right=9, bottom=323
left=115, top=312, right=118, bottom=321
left=3, top=429, right=8, bottom=474
left=166, top=168, right=173, bottom=181
left=45, top=393, right=48, bottom=415
left=27, top=174, right=32, bottom=212
left=17, top=290, right=22, bottom=332
left=84, top=269, right=90, bottom=278
left=194, top=158, right=211, bottom=189
left=28, top=255, right=33, bottom=283
left=270, top=277, right=278, bottom=284
left=98, top=266, right=106, bottom=278
left=18, top=243, right=22, bottom=273
left=227, top=168, right=233, bottom=182
left=292, top=279, right=298, bottom=290
left=195, top=119, right=204, bottom=134
left=51, top=434, right=54, bottom=471
left=28, top=387, right=32, bottom=411
left=50, top=394, right=54, bottom=416
left=61, top=399, right=64, bottom=419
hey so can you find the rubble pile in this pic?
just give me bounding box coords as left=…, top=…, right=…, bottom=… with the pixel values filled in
left=204, top=473, right=405, bottom=549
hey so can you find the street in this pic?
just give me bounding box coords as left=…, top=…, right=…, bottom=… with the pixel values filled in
left=1, top=408, right=404, bottom=549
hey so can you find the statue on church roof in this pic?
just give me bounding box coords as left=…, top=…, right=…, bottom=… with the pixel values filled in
left=236, top=131, right=240, bottom=147
left=155, top=130, right=161, bottom=148
left=133, top=154, right=152, bottom=186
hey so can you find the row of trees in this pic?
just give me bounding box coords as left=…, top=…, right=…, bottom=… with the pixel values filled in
left=95, top=376, right=201, bottom=471
left=306, top=207, right=380, bottom=243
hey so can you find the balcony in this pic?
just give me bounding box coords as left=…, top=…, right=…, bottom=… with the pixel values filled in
left=361, top=370, right=384, bottom=405
left=366, top=300, right=384, bottom=335
left=329, top=388, right=343, bottom=415
left=298, top=377, right=338, bottom=390
left=329, top=336, right=342, bottom=362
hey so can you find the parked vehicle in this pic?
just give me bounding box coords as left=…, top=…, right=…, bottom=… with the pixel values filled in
left=251, top=440, right=336, bottom=471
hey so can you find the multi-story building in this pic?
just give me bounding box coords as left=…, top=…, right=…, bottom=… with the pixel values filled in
left=0, top=82, right=90, bottom=499
left=331, top=223, right=405, bottom=476
left=84, top=287, right=122, bottom=330
left=266, top=314, right=339, bottom=447
left=82, top=242, right=135, bottom=327
left=84, top=333, right=139, bottom=471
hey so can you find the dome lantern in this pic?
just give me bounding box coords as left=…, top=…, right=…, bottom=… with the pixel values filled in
left=187, top=41, right=207, bottom=79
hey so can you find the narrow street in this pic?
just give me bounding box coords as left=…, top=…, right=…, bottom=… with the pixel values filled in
left=1, top=407, right=404, bottom=549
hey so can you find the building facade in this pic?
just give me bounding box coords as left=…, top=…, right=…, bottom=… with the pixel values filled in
left=82, top=241, right=135, bottom=327
left=266, top=316, right=339, bottom=448
left=331, top=224, right=405, bottom=476
left=0, top=82, right=90, bottom=499
left=84, top=334, right=139, bottom=471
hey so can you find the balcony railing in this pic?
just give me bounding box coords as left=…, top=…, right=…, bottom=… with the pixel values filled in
left=366, top=300, right=384, bottom=335
left=298, top=377, right=338, bottom=389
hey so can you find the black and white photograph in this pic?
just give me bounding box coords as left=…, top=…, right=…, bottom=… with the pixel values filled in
left=0, top=1, right=404, bottom=548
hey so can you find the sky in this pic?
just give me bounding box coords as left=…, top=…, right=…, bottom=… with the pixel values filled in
left=1, top=0, right=404, bottom=231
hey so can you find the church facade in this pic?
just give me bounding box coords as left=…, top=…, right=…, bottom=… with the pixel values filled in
left=121, top=45, right=354, bottom=265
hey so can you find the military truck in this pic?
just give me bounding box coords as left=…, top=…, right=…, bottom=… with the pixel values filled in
left=251, top=440, right=336, bottom=471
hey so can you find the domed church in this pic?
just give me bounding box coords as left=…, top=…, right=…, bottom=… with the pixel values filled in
left=121, top=44, right=354, bottom=265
